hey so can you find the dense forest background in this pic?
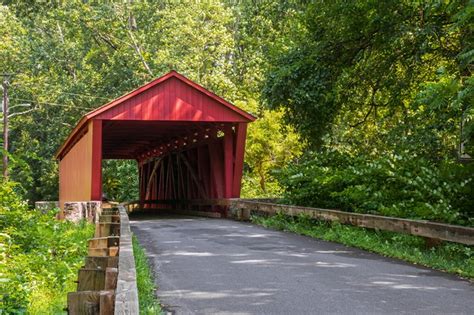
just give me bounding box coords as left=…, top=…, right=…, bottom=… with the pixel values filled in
left=1, top=1, right=473, bottom=224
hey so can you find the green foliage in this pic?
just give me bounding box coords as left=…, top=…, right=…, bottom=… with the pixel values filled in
left=276, top=150, right=474, bottom=225
left=0, top=181, right=94, bottom=314
left=1, top=0, right=470, bottom=229
left=253, top=213, right=474, bottom=279
left=262, top=1, right=473, bottom=227
left=242, top=109, right=304, bottom=198
left=103, top=160, right=139, bottom=202
left=132, top=235, right=161, bottom=315
left=1, top=1, right=302, bottom=202
left=264, top=1, right=472, bottom=154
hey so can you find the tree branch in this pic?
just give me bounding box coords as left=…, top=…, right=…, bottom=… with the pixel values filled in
left=127, top=28, right=154, bottom=77
left=350, top=105, right=374, bottom=128
left=350, top=83, right=379, bottom=128
left=8, top=108, right=37, bottom=118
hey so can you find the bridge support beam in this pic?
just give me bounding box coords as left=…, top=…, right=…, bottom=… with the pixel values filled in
left=224, top=126, right=234, bottom=198
left=232, top=123, right=247, bottom=197
left=91, top=120, right=103, bottom=201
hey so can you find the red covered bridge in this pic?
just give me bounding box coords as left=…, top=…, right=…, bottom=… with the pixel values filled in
left=55, top=71, right=255, bottom=211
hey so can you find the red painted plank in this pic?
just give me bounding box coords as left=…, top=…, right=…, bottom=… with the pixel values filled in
left=232, top=123, right=247, bottom=197
left=56, top=71, right=254, bottom=159
left=208, top=140, right=224, bottom=198
left=97, top=77, right=247, bottom=122
left=223, top=126, right=234, bottom=198
left=91, top=120, right=102, bottom=200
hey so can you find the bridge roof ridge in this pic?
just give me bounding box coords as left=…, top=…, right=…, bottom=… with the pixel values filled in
left=55, top=70, right=255, bottom=159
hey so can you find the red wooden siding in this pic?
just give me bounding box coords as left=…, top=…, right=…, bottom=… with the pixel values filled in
left=91, top=120, right=102, bottom=200
left=232, top=123, right=247, bottom=197
left=96, top=77, right=248, bottom=122
left=57, top=71, right=255, bottom=211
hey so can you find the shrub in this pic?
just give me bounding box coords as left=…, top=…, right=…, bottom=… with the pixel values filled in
left=0, top=181, right=94, bottom=314
left=275, top=150, right=473, bottom=225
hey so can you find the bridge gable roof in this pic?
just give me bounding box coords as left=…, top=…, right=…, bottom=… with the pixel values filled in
left=56, top=71, right=255, bottom=159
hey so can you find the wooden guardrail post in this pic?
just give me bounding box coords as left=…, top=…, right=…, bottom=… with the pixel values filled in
left=84, top=256, right=119, bottom=270
left=99, top=215, right=121, bottom=223
left=77, top=268, right=106, bottom=291
left=68, top=203, right=139, bottom=315
left=67, top=291, right=100, bottom=314
left=95, top=223, right=121, bottom=238
left=105, top=268, right=118, bottom=290
left=100, top=291, right=115, bottom=314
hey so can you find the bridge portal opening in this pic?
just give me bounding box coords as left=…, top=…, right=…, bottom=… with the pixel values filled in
left=56, top=71, right=255, bottom=212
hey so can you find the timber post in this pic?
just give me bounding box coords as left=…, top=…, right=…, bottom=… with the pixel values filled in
left=67, top=204, right=139, bottom=314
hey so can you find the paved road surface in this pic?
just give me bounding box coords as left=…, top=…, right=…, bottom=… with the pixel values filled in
left=130, top=215, right=474, bottom=315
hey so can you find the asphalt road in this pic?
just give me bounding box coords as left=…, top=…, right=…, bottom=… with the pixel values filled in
left=130, top=215, right=474, bottom=315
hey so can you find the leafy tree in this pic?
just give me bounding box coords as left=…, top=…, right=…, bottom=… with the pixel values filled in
left=264, top=0, right=472, bottom=158
left=243, top=109, right=304, bottom=197
left=263, top=1, right=473, bottom=224
left=1, top=1, right=303, bottom=202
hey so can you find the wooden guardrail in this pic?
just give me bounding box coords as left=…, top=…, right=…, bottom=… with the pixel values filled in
left=67, top=204, right=139, bottom=314
left=227, top=199, right=474, bottom=246
left=67, top=206, right=119, bottom=314
left=114, top=205, right=139, bottom=314
left=126, top=199, right=474, bottom=245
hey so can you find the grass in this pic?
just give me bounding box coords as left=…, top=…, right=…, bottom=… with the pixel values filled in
left=1, top=213, right=95, bottom=314
left=28, top=219, right=95, bottom=315
left=132, top=235, right=162, bottom=315
left=252, top=212, right=474, bottom=279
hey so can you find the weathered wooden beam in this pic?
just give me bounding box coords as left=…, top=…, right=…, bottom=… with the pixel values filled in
left=102, top=202, right=119, bottom=209
left=114, top=205, right=139, bottom=314
left=67, top=291, right=100, bottom=315
left=94, top=223, right=121, bottom=238
left=99, top=215, right=120, bottom=223
left=109, top=246, right=119, bottom=257
left=105, top=267, right=118, bottom=290
left=88, top=236, right=120, bottom=249
left=100, top=290, right=115, bottom=315
left=88, top=246, right=119, bottom=257
left=178, top=153, right=207, bottom=199
left=77, top=268, right=106, bottom=291
left=84, top=256, right=119, bottom=270
left=67, top=290, right=114, bottom=315
left=230, top=200, right=474, bottom=245
left=101, top=209, right=119, bottom=215
left=88, top=247, right=108, bottom=257
left=145, top=158, right=162, bottom=201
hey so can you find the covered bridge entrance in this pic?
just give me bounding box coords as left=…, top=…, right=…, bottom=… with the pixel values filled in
left=55, top=71, right=255, bottom=211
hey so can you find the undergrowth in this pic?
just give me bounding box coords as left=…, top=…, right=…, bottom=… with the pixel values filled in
left=132, top=235, right=162, bottom=315
left=275, top=151, right=474, bottom=226
left=252, top=212, right=474, bottom=279
left=0, top=182, right=94, bottom=314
